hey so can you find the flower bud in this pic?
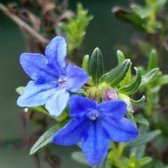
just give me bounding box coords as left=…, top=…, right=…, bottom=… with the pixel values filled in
left=103, top=89, right=118, bottom=101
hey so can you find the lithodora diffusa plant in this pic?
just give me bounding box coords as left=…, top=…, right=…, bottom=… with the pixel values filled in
left=17, top=35, right=164, bottom=168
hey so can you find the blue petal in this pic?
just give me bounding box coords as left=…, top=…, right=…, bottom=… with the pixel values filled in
left=17, top=81, right=57, bottom=107
left=20, top=53, right=57, bottom=82
left=98, top=100, right=127, bottom=119
left=45, top=36, right=67, bottom=69
left=81, top=121, right=110, bottom=165
left=69, top=95, right=97, bottom=117
left=102, top=117, right=138, bottom=142
left=45, top=89, right=69, bottom=116
left=52, top=117, right=87, bottom=145
left=66, top=64, right=88, bottom=92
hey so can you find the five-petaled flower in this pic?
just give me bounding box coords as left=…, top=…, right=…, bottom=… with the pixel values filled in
left=52, top=95, right=138, bottom=165
left=17, top=36, right=88, bottom=116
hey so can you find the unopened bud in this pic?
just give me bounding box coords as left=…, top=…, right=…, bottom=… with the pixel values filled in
left=103, top=89, right=118, bottom=101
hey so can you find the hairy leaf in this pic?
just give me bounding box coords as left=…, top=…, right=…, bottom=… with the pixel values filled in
left=100, top=59, right=131, bottom=86
left=30, top=125, right=59, bottom=155
left=89, top=47, right=104, bottom=84
left=82, top=54, right=89, bottom=73
left=126, top=130, right=161, bottom=149
left=119, top=68, right=141, bottom=95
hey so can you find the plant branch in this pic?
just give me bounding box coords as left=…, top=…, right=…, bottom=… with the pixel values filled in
left=0, top=3, right=49, bottom=45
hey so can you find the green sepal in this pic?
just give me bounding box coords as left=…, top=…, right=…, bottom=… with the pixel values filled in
left=147, top=49, right=158, bottom=71
left=31, top=106, right=48, bottom=115
left=89, top=47, right=104, bottom=84
left=30, top=125, right=60, bottom=155
left=82, top=54, right=89, bottom=73
left=140, top=68, right=160, bottom=87
left=119, top=67, right=141, bottom=95
left=100, top=59, right=131, bottom=86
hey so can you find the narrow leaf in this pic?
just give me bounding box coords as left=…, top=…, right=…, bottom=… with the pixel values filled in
left=30, top=125, right=59, bottom=155
left=100, top=59, right=131, bottom=86
left=117, top=50, right=125, bottom=63
left=135, top=115, right=149, bottom=127
left=112, top=7, right=146, bottom=32
left=82, top=54, right=89, bottom=73
left=89, top=47, right=104, bottom=84
left=71, top=151, right=88, bottom=166
left=119, top=67, right=141, bottom=95
left=117, top=51, right=132, bottom=86
left=131, top=3, right=151, bottom=19
left=147, top=49, right=158, bottom=71
left=156, top=75, right=168, bottom=86
left=139, top=157, right=152, bottom=167
left=126, top=130, right=161, bottom=149
left=140, top=68, right=160, bottom=87
left=131, top=95, right=145, bottom=104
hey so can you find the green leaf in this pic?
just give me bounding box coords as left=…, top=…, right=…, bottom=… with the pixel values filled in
left=71, top=151, right=88, bottom=166
left=123, top=154, right=152, bottom=168
left=147, top=0, right=167, bottom=12
left=135, top=115, right=149, bottom=127
left=131, top=95, right=145, bottom=104
left=147, top=49, right=158, bottom=71
left=82, top=54, right=89, bottom=73
left=119, top=67, right=141, bottom=95
left=126, top=130, right=161, bottom=149
left=156, top=75, right=168, bottom=86
left=140, top=68, right=160, bottom=87
left=100, top=59, right=131, bottom=86
left=58, top=3, right=93, bottom=54
left=30, top=125, right=60, bottom=155
left=117, top=50, right=125, bottom=63
left=131, top=3, right=151, bottom=19
left=89, top=47, right=104, bottom=84
left=112, top=7, right=146, bottom=32
left=139, top=157, right=152, bottom=167
left=116, top=50, right=132, bottom=86
left=156, top=0, right=168, bottom=11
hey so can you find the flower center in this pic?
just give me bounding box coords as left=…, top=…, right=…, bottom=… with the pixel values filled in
left=58, top=77, right=68, bottom=88
left=87, top=110, right=100, bottom=121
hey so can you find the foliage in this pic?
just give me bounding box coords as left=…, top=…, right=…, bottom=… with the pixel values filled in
left=58, top=3, right=93, bottom=56
left=1, top=0, right=168, bottom=167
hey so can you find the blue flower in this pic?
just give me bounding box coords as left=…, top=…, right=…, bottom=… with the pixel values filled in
left=17, top=36, right=88, bottom=116
left=52, top=95, right=138, bottom=165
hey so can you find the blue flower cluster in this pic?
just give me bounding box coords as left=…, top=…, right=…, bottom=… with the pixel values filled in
left=17, top=36, right=138, bottom=166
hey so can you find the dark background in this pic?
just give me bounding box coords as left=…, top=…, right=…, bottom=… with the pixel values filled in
left=0, top=0, right=134, bottom=167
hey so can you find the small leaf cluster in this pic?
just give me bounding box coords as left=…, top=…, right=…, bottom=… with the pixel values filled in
left=113, top=0, right=168, bottom=33
left=58, top=3, right=93, bottom=55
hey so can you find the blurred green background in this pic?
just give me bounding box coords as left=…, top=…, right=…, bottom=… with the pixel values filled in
left=0, top=0, right=133, bottom=167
